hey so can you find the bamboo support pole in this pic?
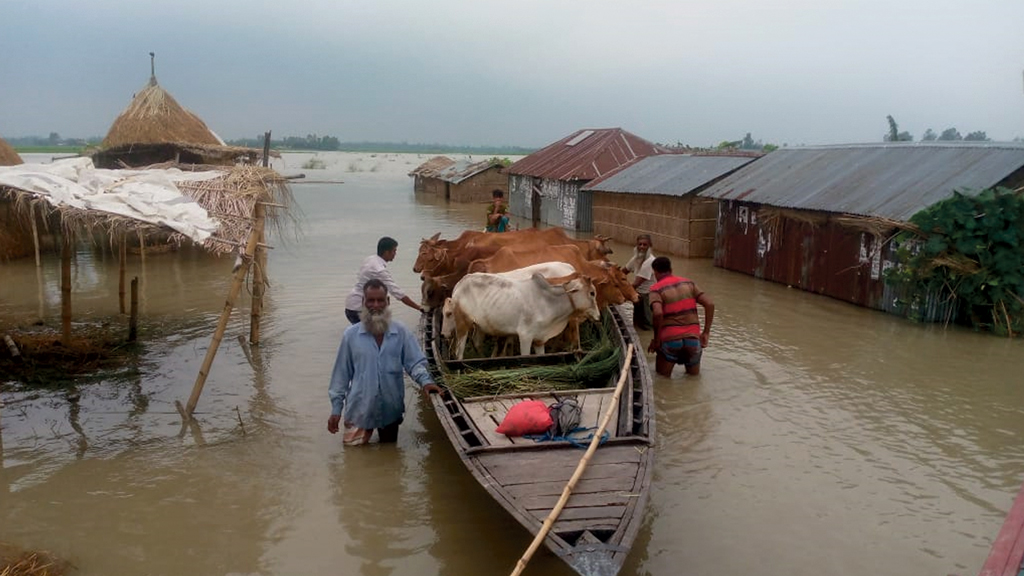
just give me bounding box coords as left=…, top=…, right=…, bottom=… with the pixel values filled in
left=119, top=237, right=127, bottom=314
left=181, top=217, right=265, bottom=421
left=509, top=344, right=635, bottom=576
left=30, top=205, right=40, bottom=268
left=128, top=277, right=139, bottom=342
left=60, top=234, right=72, bottom=344
left=250, top=203, right=266, bottom=346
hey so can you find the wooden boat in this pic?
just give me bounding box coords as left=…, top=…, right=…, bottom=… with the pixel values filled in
left=421, top=305, right=655, bottom=576
left=978, top=478, right=1024, bottom=576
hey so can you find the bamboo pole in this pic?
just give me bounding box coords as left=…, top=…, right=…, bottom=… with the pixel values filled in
left=30, top=205, right=40, bottom=268
left=128, top=277, right=139, bottom=342
left=118, top=236, right=127, bottom=314
left=249, top=203, right=266, bottom=346
left=509, top=344, right=635, bottom=576
left=181, top=217, right=265, bottom=421
left=60, top=234, right=72, bottom=344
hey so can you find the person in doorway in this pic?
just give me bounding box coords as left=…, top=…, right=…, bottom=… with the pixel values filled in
left=623, top=234, right=655, bottom=330
left=328, top=279, right=442, bottom=445
left=647, top=256, right=715, bottom=377
left=486, top=189, right=510, bottom=232
left=344, top=236, right=423, bottom=325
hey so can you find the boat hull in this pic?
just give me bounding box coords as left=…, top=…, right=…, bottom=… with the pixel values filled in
left=422, top=305, right=655, bottom=576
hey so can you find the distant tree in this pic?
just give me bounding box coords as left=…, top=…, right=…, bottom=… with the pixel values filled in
left=884, top=116, right=913, bottom=142
left=921, top=128, right=937, bottom=141
left=717, top=140, right=741, bottom=149
left=48, top=132, right=61, bottom=145
left=741, top=132, right=756, bottom=149
left=963, top=131, right=990, bottom=141
left=762, top=144, right=779, bottom=152
left=938, top=128, right=963, bottom=141
left=885, top=116, right=899, bottom=142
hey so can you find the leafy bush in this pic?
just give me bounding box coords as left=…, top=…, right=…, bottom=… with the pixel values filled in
left=301, top=157, right=326, bottom=169
left=886, top=187, right=1024, bottom=335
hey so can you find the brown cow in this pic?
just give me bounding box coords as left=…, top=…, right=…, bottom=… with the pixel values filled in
left=466, top=244, right=638, bottom=308
left=414, top=228, right=612, bottom=276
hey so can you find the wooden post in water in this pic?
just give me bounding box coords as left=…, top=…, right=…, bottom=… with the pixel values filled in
left=180, top=217, right=265, bottom=421
left=250, top=203, right=266, bottom=346
left=60, top=234, right=72, bottom=344
left=30, top=205, right=41, bottom=268
left=119, top=236, right=127, bottom=314
left=128, top=277, right=139, bottom=342
left=249, top=130, right=272, bottom=346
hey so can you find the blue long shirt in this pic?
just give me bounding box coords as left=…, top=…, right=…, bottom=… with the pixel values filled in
left=329, top=320, right=435, bottom=430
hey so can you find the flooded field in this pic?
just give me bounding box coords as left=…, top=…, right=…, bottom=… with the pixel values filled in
left=2, top=151, right=1023, bottom=576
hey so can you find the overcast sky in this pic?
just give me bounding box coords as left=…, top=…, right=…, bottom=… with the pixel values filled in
left=2, top=0, right=1023, bottom=148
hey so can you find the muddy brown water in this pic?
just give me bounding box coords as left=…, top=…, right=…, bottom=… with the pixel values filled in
left=1, top=152, right=1023, bottom=576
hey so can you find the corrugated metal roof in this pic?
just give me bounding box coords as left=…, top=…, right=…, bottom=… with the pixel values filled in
left=508, top=128, right=664, bottom=181
left=408, top=156, right=455, bottom=177
left=698, top=143, right=1024, bottom=221
left=433, top=159, right=501, bottom=184
left=583, top=154, right=757, bottom=196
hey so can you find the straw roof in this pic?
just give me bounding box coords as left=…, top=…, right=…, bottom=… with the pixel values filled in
left=0, top=163, right=294, bottom=256
left=101, top=76, right=223, bottom=149
left=0, top=135, right=22, bottom=166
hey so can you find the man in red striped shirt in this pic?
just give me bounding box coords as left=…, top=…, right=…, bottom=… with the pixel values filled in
left=647, top=257, right=715, bottom=377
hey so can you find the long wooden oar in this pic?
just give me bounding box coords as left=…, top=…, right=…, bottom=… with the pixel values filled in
left=509, top=343, right=635, bottom=576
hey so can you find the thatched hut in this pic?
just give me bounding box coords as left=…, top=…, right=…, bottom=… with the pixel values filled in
left=0, top=134, right=22, bottom=167
left=0, top=134, right=33, bottom=261
left=91, top=59, right=271, bottom=169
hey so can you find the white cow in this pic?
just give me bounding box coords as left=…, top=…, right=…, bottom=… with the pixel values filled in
left=441, top=268, right=600, bottom=360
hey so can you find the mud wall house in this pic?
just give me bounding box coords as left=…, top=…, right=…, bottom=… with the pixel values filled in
left=507, top=128, right=664, bottom=232
left=584, top=154, right=758, bottom=258
left=409, top=156, right=455, bottom=194
left=438, top=160, right=508, bottom=203
left=697, top=143, right=1024, bottom=320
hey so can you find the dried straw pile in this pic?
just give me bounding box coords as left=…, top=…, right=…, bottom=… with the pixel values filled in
left=101, top=78, right=221, bottom=148
left=0, top=543, right=70, bottom=576
left=0, top=136, right=22, bottom=166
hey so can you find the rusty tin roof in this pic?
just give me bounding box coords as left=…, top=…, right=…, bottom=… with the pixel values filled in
left=698, top=143, right=1024, bottom=220
left=408, top=156, right=455, bottom=177
left=508, top=128, right=664, bottom=181
left=584, top=154, right=757, bottom=196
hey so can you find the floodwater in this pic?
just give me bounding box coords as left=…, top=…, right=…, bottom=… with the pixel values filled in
left=2, top=151, right=1023, bottom=576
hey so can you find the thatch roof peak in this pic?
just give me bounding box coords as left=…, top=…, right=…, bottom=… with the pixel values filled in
left=101, top=63, right=224, bottom=149
left=0, top=135, right=23, bottom=166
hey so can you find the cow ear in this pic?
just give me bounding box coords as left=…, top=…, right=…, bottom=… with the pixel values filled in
left=429, top=232, right=441, bottom=241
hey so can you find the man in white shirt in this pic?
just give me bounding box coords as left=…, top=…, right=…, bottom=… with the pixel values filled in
left=344, top=237, right=424, bottom=324
left=623, top=234, right=655, bottom=331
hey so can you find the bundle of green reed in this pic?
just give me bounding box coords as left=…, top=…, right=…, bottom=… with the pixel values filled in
left=442, top=313, right=622, bottom=399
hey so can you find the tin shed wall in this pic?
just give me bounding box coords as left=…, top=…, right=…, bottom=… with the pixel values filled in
left=715, top=200, right=888, bottom=309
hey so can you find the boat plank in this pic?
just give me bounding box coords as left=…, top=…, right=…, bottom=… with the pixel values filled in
left=489, top=462, right=640, bottom=486
left=552, top=520, right=620, bottom=533
left=505, top=476, right=637, bottom=500
left=531, top=505, right=627, bottom=522
left=521, top=491, right=640, bottom=511
left=462, top=400, right=519, bottom=446
left=478, top=446, right=642, bottom=471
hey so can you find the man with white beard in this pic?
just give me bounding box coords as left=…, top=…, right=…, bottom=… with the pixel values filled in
left=328, top=279, right=441, bottom=445
left=623, top=234, right=655, bottom=331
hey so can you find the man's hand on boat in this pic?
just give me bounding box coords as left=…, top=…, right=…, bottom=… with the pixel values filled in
left=421, top=383, right=442, bottom=396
